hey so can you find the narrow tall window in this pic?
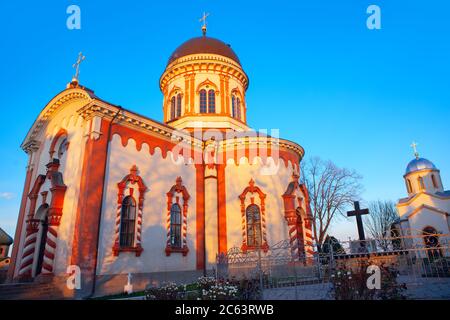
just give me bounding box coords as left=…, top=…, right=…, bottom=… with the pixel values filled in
left=208, top=90, right=216, bottom=113
left=406, top=179, right=413, bottom=193
left=246, top=204, right=262, bottom=247
left=236, top=98, right=241, bottom=120
left=431, top=174, right=438, bottom=189
left=176, top=94, right=182, bottom=118
left=57, top=138, right=68, bottom=159
left=170, top=203, right=182, bottom=248
left=232, top=96, right=236, bottom=118
left=418, top=177, right=425, bottom=190
left=120, top=196, right=136, bottom=247
left=170, top=96, right=176, bottom=120
left=199, top=89, right=207, bottom=113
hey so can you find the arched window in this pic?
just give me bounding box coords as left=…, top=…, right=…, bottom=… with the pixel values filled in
left=431, top=174, right=438, bottom=189
left=170, top=203, right=182, bottom=248
left=120, top=196, right=136, bottom=248
left=170, top=96, right=176, bottom=120
left=199, top=89, right=207, bottom=113
left=57, top=138, right=69, bottom=159
left=406, top=179, right=413, bottom=193
left=49, top=129, right=68, bottom=160
left=236, top=98, right=241, bottom=120
left=208, top=90, right=215, bottom=113
left=232, top=95, right=236, bottom=118
left=418, top=177, right=425, bottom=190
left=176, top=94, right=182, bottom=118
left=246, top=204, right=262, bottom=247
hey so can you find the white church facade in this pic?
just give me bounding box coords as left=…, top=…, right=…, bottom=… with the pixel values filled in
left=395, top=150, right=450, bottom=259
left=7, top=29, right=314, bottom=298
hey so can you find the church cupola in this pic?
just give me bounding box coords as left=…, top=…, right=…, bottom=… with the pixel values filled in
left=404, top=142, right=444, bottom=196
left=159, top=19, right=249, bottom=132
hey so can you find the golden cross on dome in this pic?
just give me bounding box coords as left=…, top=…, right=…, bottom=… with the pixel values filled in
left=411, top=141, right=419, bottom=159
left=199, top=12, right=210, bottom=36
left=72, top=52, right=85, bottom=82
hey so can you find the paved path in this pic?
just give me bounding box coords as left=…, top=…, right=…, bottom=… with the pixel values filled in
left=263, top=277, right=450, bottom=300
left=263, top=283, right=333, bottom=300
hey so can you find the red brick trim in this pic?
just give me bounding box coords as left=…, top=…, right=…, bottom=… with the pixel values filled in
left=112, top=165, right=148, bottom=257
left=195, top=164, right=205, bottom=270
left=239, top=179, right=268, bottom=253
left=217, top=164, right=227, bottom=254
left=71, top=118, right=110, bottom=281
left=165, top=177, right=190, bottom=256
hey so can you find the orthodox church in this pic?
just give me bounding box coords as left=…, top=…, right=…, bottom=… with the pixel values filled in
left=394, top=145, right=450, bottom=257
left=7, top=25, right=313, bottom=298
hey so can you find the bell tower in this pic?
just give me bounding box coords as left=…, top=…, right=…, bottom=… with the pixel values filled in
left=159, top=24, right=249, bottom=132
left=403, top=142, right=444, bottom=196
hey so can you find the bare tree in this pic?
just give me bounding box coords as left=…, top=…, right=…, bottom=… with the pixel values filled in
left=365, top=200, right=399, bottom=250
left=301, top=157, right=363, bottom=251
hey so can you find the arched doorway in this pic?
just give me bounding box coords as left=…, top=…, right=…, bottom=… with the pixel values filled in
left=423, top=226, right=442, bottom=261
left=34, top=204, right=49, bottom=276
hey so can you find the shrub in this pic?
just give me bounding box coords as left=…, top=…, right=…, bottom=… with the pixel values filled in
left=201, top=282, right=239, bottom=300
left=145, top=282, right=181, bottom=300
left=330, top=261, right=406, bottom=300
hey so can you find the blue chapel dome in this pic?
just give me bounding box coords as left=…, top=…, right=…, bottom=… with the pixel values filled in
left=405, top=157, right=437, bottom=175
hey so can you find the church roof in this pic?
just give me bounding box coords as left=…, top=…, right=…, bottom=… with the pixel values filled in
left=405, top=157, right=437, bottom=175
left=436, top=190, right=450, bottom=197
left=0, top=228, right=13, bottom=246
left=167, top=36, right=241, bottom=66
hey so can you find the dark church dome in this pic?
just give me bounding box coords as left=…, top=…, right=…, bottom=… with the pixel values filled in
left=167, top=36, right=241, bottom=66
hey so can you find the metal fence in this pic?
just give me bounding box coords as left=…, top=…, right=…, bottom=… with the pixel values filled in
left=216, top=233, right=450, bottom=299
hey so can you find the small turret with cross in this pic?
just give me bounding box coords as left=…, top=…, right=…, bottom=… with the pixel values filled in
left=199, top=12, right=210, bottom=36
left=411, top=141, right=420, bottom=160
left=68, top=52, right=85, bottom=88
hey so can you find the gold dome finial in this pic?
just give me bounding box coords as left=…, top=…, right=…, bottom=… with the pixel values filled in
left=67, top=52, right=85, bottom=88
left=199, top=12, right=210, bottom=36
left=72, top=52, right=85, bottom=82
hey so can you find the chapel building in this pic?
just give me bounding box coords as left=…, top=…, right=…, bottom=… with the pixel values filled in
left=394, top=150, right=450, bottom=259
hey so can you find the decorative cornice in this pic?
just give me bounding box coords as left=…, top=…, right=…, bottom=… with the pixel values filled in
left=220, top=136, right=305, bottom=159
left=78, top=101, right=304, bottom=167
left=403, top=168, right=441, bottom=178
left=406, top=204, right=449, bottom=219
left=21, top=89, right=92, bottom=152
left=77, top=102, right=203, bottom=150
left=160, top=54, right=249, bottom=92
left=397, top=191, right=450, bottom=207
left=21, top=88, right=92, bottom=152
left=22, top=140, right=41, bottom=155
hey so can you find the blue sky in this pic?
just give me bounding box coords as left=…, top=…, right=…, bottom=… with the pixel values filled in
left=0, top=1, right=449, bottom=241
